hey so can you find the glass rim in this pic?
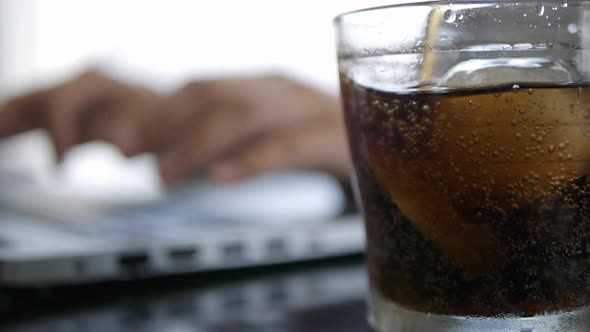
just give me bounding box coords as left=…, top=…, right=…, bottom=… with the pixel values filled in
left=333, top=0, right=590, bottom=24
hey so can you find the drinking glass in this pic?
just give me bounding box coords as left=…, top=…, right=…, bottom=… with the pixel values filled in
left=335, top=1, right=590, bottom=331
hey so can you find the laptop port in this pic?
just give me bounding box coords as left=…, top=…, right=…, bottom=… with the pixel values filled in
left=222, top=242, right=244, bottom=261
left=168, top=247, right=198, bottom=266
left=267, top=238, right=287, bottom=257
left=119, top=252, right=150, bottom=277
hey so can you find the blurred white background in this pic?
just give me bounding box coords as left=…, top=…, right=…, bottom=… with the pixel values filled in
left=0, top=0, right=406, bottom=97
left=0, top=0, right=401, bottom=198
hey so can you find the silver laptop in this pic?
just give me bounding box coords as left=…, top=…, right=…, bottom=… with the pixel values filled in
left=0, top=137, right=363, bottom=287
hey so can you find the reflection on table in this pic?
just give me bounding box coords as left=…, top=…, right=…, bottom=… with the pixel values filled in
left=1, top=260, right=371, bottom=332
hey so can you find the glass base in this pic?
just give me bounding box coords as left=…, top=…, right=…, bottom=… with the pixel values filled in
left=368, top=289, right=589, bottom=332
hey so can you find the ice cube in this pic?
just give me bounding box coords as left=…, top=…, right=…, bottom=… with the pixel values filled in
left=437, top=57, right=581, bottom=88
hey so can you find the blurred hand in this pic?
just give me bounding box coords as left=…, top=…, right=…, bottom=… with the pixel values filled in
left=0, top=71, right=155, bottom=161
left=142, top=75, right=350, bottom=184
left=0, top=72, right=350, bottom=184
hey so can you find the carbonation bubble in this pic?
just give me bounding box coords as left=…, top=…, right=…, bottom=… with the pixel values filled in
left=444, top=9, right=457, bottom=23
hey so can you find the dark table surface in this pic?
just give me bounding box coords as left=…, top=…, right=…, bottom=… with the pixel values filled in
left=0, top=256, right=371, bottom=332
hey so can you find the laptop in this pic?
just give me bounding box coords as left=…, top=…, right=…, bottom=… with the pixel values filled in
left=0, top=135, right=364, bottom=287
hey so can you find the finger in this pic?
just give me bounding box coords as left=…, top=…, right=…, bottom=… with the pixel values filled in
left=0, top=90, right=49, bottom=137
left=143, top=76, right=310, bottom=154
left=78, top=98, right=150, bottom=157
left=208, top=133, right=304, bottom=182
left=208, top=121, right=351, bottom=182
left=208, top=135, right=307, bottom=182
left=47, top=71, right=136, bottom=160
left=157, top=105, right=265, bottom=184
left=138, top=94, right=203, bottom=153
left=139, top=80, right=232, bottom=152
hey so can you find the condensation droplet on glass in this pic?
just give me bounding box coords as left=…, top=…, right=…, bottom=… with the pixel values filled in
left=536, top=4, right=545, bottom=16
left=548, top=22, right=552, bottom=27
left=568, top=23, right=578, bottom=33
left=444, top=9, right=457, bottom=23
left=523, top=12, right=528, bottom=17
left=513, top=84, right=520, bottom=90
left=415, top=40, right=426, bottom=52
left=562, top=0, right=568, bottom=7
left=528, top=88, right=534, bottom=94
left=552, top=6, right=558, bottom=10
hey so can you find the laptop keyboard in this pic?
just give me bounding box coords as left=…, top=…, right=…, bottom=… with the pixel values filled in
left=71, top=186, right=243, bottom=239
left=0, top=171, right=346, bottom=242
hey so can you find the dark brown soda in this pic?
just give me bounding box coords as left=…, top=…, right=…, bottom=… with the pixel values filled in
left=341, top=78, right=590, bottom=316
